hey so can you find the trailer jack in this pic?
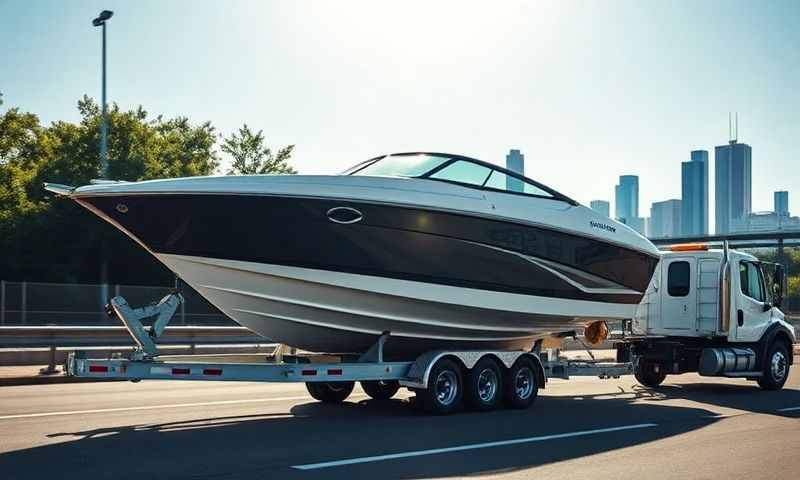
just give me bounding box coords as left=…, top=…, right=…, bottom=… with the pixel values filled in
left=106, top=293, right=184, bottom=360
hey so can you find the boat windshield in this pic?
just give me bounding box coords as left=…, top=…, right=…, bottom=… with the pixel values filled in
left=345, top=152, right=573, bottom=203
left=344, top=154, right=451, bottom=178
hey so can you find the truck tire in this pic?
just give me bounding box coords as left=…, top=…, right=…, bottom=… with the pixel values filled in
left=504, top=356, right=538, bottom=409
left=466, top=357, right=504, bottom=411
left=635, top=361, right=667, bottom=388
left=361, top=380, right=400, bottom=400
left=306, top=381, right=355, bottom=403
left=757, top=341, right=790, bottom=391
left=421, top=358, right=464, bottom=414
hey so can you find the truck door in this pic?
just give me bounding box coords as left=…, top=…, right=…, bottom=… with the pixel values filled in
left=734, top=261, right=772, bottom=342
left=661, top=257, right=697, bottom=332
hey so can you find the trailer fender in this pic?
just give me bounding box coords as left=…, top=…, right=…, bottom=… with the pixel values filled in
left=399, top=351, right=545, bottom=390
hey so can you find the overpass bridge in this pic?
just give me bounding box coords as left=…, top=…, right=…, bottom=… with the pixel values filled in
left=649, top=230, right=800, bottom=264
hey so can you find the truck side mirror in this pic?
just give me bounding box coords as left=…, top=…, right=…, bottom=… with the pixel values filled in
left=773, top=265, right=785, bottom=308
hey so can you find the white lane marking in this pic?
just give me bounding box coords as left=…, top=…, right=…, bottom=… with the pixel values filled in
left=777, top=406, right=800, bottom=412
left=291, top=423, right=658, bottom=470
left=0, top=393, right=367, bottom=421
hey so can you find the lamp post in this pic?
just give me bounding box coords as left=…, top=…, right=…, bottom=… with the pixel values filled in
left=92, top=10, right=114, bottom=178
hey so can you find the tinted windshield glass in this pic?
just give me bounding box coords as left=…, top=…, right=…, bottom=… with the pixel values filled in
left=350, top=154, right=450, bottom=178
left=484, top=170, right=552, bottom=197
left=345, top=153, right=570, bottom=203
left=429, top=161, right=492, bottom=186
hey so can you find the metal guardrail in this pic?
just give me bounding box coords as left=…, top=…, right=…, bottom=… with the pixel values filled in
left=0, top=326, right=263, bottom=349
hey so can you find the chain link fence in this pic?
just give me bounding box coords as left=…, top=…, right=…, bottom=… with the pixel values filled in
left=0, top=281, right=234, bottom=326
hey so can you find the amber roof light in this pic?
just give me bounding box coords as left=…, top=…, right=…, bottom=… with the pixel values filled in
left=669, top=243, right=710, bottom=252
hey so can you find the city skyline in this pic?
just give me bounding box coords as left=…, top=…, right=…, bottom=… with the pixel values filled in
left=1, top=1, right=798, bottom=224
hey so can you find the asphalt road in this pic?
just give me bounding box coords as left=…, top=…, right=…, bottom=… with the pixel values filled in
left=1, top=371, right=799, bottom=480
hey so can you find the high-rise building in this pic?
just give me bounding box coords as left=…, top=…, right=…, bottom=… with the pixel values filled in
left=715, top=140, right=752, bottom=234
left=681, top=150, right=708, bottom=235
left=505, top=149, right=524, bottom=193
left=731, top=211, right=800, bottom=233
left=775, top=191, right=789, bottom=217
left=590, top=200, right=610, bottom=218
left=626, top=217, right=648, bottom=237
left=615, top=175, right=639, bottom=223
left=650, top=199, right=682, bottom=238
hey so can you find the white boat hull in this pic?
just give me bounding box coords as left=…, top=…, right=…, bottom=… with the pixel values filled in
left=159, top=254, right=639, bottom=357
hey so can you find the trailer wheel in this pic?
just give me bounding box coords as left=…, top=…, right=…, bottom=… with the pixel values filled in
left=466, top=357, right=504, bottom=411
left=758, top=341, right=790, bottom=391
left=504, top=356, right=538, bottom=409
left=306, top=381, right=355, bottom=403
left=421, top=358, right=464, bottom=414
left=635, top=361, right=667, bottom=388
left=361, top=380, right=400, bottom=400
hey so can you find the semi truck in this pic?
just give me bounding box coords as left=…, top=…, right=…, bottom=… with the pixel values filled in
left=66, top=242, right=795, bottom=414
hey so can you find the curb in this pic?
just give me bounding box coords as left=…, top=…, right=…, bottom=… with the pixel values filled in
left=0, top=375, right=122, bottom=387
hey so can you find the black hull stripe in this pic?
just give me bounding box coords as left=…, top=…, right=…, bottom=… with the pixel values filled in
left=80, top=194, right=658, bottom=305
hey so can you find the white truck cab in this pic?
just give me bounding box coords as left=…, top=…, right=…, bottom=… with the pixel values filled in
left=623, top=243, right=795, bottom=390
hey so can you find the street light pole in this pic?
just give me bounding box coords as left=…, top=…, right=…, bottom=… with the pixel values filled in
left=100, top=20, right=108, bottom=177
left=92, top=10, right=114, bottom=178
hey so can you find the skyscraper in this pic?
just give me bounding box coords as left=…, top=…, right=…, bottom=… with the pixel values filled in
left=590, top=200, right=610, bottom=218
left=505, top=149, right=524, bottom=193
left=681, top=150, right=708, bottom=235
left=615, top=175, right=639, bottom=222
left=715, top=140, right=752, bottom=234
left=775, top=191, right=789, bottom=217
left=650, top=199, right=682, bottom=238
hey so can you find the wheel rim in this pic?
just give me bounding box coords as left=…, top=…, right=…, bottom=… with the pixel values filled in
left=435, top=370, right=458, bottom=406
left=515, top=367, right=534, bottom=400
left=770, top=351, right=787, bottom=381
left=477, top=368, right=498, bottom=403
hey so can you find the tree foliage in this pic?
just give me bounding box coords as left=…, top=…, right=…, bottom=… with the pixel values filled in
left=0, top=96, right=294, bottom=283
left=222, top=124, right=296, bottom=175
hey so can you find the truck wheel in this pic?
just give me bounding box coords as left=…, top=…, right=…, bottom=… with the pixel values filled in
left=635, top=361, right=667, bottom=388
left=466, top=357, right=504, bottom=411
left=361, top=380, right=400, bottom=400
left=306, top=381, right=355, bottom=403
left=421, top=358, right=464, bottom=414
left=504, top=356, right=538, bottom=409
left=758, top=342, right=790, bottom=391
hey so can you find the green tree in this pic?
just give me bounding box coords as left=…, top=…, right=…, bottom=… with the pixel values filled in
left=222, top=124, right=295, bottom=175
left=0, top=96, right=221, bottom=283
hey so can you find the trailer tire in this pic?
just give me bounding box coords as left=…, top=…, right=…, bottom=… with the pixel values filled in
left=306, top=381, right=355, bottom=403
left=757, top=341, right=790, bottom=391
left=361, top=380, right=400, bottom=400
left=421, top=358, right=464, bottom=414
left=635, top=361, right=667, bottom=388
left=466, top=357, right=504, bottom=411
left=504, top=357, right=538, bottom=409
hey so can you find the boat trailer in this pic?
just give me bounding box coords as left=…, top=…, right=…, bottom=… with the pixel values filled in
left=66, top=293, right=634, bottom=413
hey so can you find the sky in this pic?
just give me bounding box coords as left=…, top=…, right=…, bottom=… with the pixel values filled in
left=1, top=0, right=799, bottom=230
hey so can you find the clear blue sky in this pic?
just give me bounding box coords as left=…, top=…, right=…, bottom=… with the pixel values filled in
left=2, top=0, right=799, bottom=227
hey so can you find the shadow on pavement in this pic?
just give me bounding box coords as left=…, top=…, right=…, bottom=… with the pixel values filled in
left=2, top=379, right=799, bottom=480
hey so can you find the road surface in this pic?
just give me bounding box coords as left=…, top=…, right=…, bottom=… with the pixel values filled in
left=1, top=371, right=799, bottom=479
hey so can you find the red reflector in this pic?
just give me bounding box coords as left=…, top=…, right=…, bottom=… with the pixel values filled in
left=172, top=368, right=191, bottom=375
left=89, top=365, right=108, bottom=373
left=203, top=368, right=223, bottom=376
left=327, top=368, right=343, bottom=375
left=301, top=369, right=317, bottom=376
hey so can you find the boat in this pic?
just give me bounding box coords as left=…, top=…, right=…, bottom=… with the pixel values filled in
left=45, top=152, right=661, bottom=358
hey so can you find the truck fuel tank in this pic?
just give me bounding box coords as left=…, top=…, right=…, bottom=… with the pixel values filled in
left=698, top=347, right=756, bottom=376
